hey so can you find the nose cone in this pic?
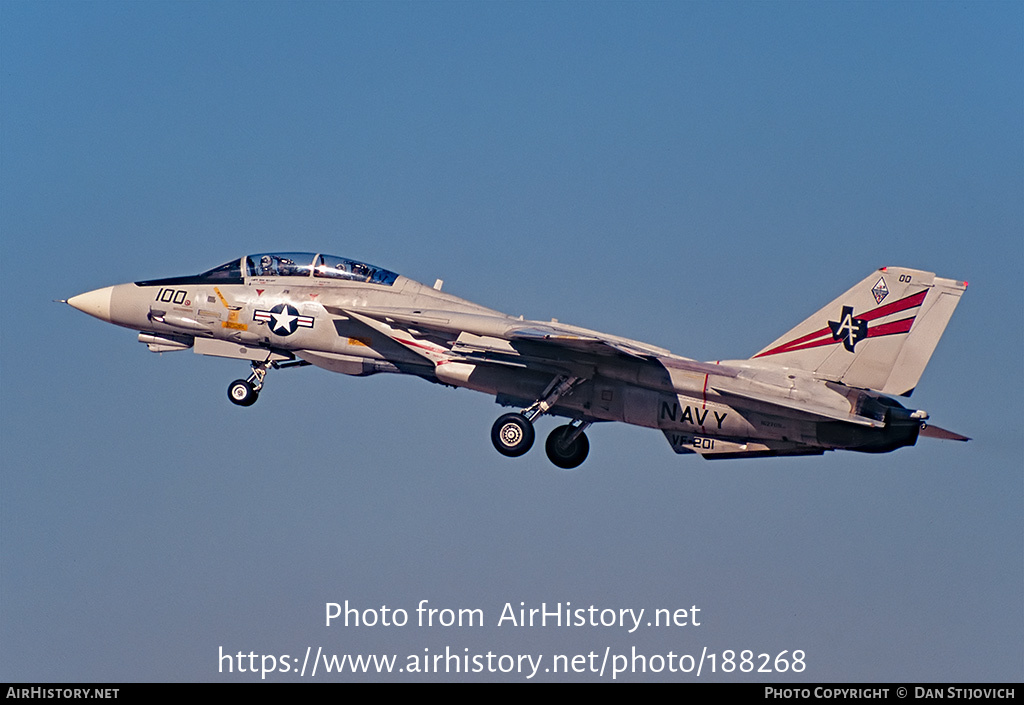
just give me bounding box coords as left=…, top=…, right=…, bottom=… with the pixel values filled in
left=67, top=286, right=115, bottom=322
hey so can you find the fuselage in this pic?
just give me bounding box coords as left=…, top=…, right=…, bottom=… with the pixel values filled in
left=67, top=253, right=958, bottom=464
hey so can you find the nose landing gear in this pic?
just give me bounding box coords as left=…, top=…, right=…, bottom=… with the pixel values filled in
left=226, top=358, right=309, bottom=407
left=227, top=361, right=269, bottom=407
left=228, top=378, right=259, bottom=406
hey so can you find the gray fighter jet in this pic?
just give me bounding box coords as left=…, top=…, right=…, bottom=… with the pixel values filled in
left=64, top=253, right=968, bottom=467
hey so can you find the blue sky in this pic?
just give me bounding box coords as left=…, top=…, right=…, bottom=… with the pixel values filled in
left=2, top=1, right=1021, bottom=682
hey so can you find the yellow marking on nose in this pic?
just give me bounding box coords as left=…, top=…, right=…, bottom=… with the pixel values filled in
left=213, top=287, right=231, bottom=308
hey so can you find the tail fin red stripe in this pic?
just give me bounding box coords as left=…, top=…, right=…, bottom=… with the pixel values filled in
left=753, top=291, right=927, bottom=359
left=866, top=317, right=915, bottom=338
left=859, top=290, right=927, bottom=322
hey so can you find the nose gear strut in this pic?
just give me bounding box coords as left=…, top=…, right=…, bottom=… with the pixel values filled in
left=226, top=358, right=309, bottom=407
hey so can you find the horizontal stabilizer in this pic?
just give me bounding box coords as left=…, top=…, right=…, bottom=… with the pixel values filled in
left=919, top=424, right=970, bottom=442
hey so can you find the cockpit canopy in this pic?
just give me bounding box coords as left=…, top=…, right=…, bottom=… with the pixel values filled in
left=139, top=252, right=399, bottom=287
left=246, top=253, right=398, bottom=285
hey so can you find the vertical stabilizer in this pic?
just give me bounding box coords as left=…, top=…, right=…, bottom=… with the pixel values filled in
left=750, top=267, right=966, bottom=395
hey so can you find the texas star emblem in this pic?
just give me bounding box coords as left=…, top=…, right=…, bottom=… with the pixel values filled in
left=253, top=304, right=314, bottom=336
left=828, top=306, right=868, bottom=352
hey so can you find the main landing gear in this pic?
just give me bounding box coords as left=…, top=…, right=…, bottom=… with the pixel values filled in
left=489, top=376, right=592, bottom=469
left=545, top=422, right=591, bottom=469
left=226, top=359, right=309, bottom=407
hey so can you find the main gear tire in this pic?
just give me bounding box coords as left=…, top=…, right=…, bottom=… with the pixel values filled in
left=545, top=425, right=590, bottom=469
left=491, top=413, right=535, bottom=457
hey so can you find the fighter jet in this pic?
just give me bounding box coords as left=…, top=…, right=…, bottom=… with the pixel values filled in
left=63, top=253, right=968, bottom=467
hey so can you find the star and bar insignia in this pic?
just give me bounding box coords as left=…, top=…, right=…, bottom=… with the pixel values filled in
left=253, top=304, right=314, bottom=336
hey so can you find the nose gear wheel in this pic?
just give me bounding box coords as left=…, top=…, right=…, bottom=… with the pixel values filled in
left=226, top=360, right=269, bottom=407
left=228, top=379, right=259, bottom=406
